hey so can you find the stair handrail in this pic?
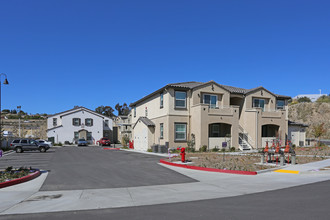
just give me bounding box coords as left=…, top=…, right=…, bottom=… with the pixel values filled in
left=238, top=124, right=255, bottom=148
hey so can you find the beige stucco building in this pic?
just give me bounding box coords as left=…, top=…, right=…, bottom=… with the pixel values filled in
left=130, top=81, right=290, bottom=151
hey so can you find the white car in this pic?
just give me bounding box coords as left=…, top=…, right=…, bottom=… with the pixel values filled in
left=36, top=139, right=53, bottom=147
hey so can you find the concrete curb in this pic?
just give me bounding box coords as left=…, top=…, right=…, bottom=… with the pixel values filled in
left=160, top=159, right=257, bottom=175
left=0, top=170, right=41, bottom=189
left=103, top=148, right=121, bottom=150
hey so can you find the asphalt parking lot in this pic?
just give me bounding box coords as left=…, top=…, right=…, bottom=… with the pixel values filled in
left=0, top=149, right=56, bottom=170
left=0, top=146, right=196, bottom=191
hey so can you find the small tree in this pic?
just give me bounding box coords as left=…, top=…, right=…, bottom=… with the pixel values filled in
left=316, top=95, right=330, bottom=103
left=187, top=133, right=196, bottom=152
left=312, top=123, right=326, bottom=146
left=121, top=135, right=129, bottom=147
left=297, top=96, right=312, bottom=103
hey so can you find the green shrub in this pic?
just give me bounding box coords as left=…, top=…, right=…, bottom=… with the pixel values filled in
left=297, top=96, right=312, bottom=103
left=211, top=147, right=219, bottom=152
left=187, top=147, right=195, bottom=153
left=147, top=148, right=152, bottom=152
left=230, top=147, right=236, bottom=152
left=200, top=145, right=207, bottom=152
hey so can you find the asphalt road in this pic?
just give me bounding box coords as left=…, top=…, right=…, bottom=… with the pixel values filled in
left=2, top=179, right=330, bottom=220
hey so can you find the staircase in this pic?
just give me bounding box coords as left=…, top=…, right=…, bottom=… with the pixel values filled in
left=238, top=125, right=254, bottom=151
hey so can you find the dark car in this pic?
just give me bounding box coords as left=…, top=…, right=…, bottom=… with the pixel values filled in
left=77, top=138, right=88, bottom=146
left=10, top=139, right=50, bottom=153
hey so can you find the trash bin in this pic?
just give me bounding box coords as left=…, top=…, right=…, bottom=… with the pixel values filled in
left=152, top=145, right=159, bottom=153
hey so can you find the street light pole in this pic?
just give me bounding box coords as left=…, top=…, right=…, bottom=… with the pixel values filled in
left=17, top=106, right=21, bottom=137
left=0, top=73, right=9, bottom=149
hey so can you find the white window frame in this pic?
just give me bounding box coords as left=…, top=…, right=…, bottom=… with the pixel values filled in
left=276, top=100, right=285, bottom=110
left=253, top=98, right=265, bottom=111
left=85, top=118, right=93, bottom=127
left=203, top=94, right=218, bottom=108
left=175, top=91, right=187, bottom=108
left=87, top=132, right=92, bottom=141
left=73, top=118, right=81, bottom=126
left=160, top=93, right=164, bottom=108
left=53, top=118, right=57, bottom=126
left=74, top=132, right=79, bottom=140
left=160, top=123, right=164, bottom=139
left=175, top=123, right=187, bottom=141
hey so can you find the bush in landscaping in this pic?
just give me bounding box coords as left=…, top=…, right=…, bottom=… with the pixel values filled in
left=200, top=145, right=207, bottom=152
left=187, top=146, right=195, bottom=153
left=230, top=147, right=236, bottom=152
left=211, top=147, right=219, bottom=152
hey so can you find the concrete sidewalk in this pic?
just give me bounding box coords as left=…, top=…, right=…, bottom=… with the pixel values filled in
left=1, top=157, right=330, bottom=215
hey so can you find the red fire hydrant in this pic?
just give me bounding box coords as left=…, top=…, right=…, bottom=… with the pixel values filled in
left=177, top=147, right=186, bottom=163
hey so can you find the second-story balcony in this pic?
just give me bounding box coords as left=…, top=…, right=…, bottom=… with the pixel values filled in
left=192, top=103, right=239, bottom=117
left=245, top=108, right=286, bottom=119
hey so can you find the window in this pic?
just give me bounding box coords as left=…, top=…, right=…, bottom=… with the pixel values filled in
left=175, top=91, right=186, bottom=108
left=160, top=93, right=164, bottom=108
left=203, top=94, right=218, bottom=108
left=53, top=118, right=57, bottom=126
left=160, top=123, right=164, bottom=139
left=134, top=107, right=136, bottom=117
left=209, top=124, right=220, bottom=137
left=72, top=118, right=81, bottom=126
left=276, top=100, right=285, bottom=110
left=85, top=118, right=93, bottom=126
left=74, top=132, right=79, bottom=140
left=175, top=123, right=186, bottom=141
left=21, top=140, right=28, bottom=144
left=13, top=140, right=20, bottom=144
left=87, top=132, right=92, bottom=141
left=253, top=98, right=265, bottom=111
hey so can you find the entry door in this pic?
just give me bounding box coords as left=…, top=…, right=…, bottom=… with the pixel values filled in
left=79, top=130, right=87, bottom=140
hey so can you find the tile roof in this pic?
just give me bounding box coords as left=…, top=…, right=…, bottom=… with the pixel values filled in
left=167, top=81, right=204, bottom=89
left=130, top=81, right=291, bottom=106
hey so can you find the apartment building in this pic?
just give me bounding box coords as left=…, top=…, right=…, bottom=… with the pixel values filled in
left=130, top=81, right=290, bottom=151
left=47, top=106, right=113, bottom=144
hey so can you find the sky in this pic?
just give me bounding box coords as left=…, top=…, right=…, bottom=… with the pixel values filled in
left=1, top=0, right=329, bottom=115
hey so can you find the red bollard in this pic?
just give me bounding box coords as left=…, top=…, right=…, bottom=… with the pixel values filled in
left=177, top=147, right=186, bottom=163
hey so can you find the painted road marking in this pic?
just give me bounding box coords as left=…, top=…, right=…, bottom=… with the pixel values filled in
left=274, top=169, right=300, bottom=174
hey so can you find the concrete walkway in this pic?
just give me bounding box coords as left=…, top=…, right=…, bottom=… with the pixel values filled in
left=1, top=150, right=330, bottom=216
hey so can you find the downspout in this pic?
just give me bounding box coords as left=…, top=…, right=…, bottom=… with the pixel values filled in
left=255, top=110, right=258, bottom=149
left=188, top=90, right=191, bottom=142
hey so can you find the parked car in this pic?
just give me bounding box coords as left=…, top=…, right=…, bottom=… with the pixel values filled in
left=10, top=139, right=50, bottom=153
left=77, top=138, right=88, bottom=146
left=96, top=137, right=111, bottom=146
left=36, top=139, right=53, bottom=147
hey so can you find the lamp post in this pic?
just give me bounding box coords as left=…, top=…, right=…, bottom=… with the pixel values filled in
left=17, top=106, right=21, bottom=137
left=0, top=73, right=9, bottom=149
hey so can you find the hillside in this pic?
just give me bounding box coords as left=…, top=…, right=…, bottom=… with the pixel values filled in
left=289, top=102, right=330, bottom=139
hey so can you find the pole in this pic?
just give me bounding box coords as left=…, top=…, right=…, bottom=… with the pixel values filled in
left=0, top=82, right=2, bottom=149
left=17, top=106, right=21, bottom=137
left=0, top=73, right=9, bottom=149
